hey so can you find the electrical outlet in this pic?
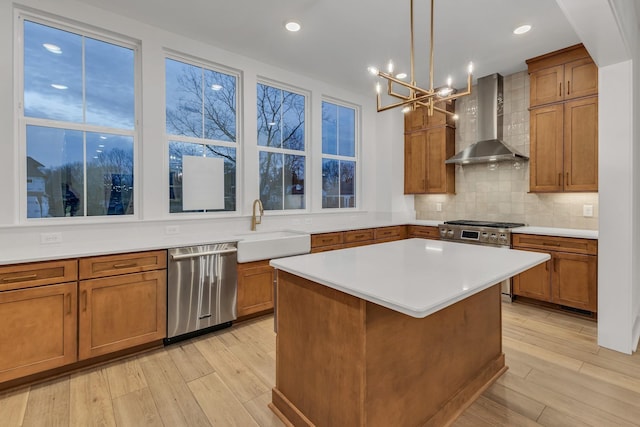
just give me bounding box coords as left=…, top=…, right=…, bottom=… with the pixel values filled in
left=40, top=232, right=62, bottom=244
left=165, top=225, right=180, bottom=235
left=435, top=202, right=442, bottom=212
left=583, top=204, right=593, bottom=217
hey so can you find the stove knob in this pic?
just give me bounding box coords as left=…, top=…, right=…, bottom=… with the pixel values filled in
left=490, top=233, right=498, bottom=241
left=499, top=234, right=508, bottom=244
left=439, top=228, right=447, bottom=237
left=447, top=229, right=454, bottom=238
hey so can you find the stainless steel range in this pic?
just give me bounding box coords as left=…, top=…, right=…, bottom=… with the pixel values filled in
left=438, top=220, right=526, bottom=300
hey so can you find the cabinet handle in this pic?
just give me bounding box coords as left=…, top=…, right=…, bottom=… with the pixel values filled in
left=82, top=290, right=88, bottom=312
left=567, top=81, right=570, bottom=95
left=113, top=262, right=137, bottom=269
left=566, top=172, right=570, bottom=187
left=2, top=274, right=38, bottom=282
left=559, top=82, right=562, bottom=97
left=66, top=293, right=72, bottom=315
left=543, top=242, right=561, bottom=246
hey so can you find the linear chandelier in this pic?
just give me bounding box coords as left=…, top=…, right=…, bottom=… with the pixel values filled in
left=368, top=0, right=473, bottom=117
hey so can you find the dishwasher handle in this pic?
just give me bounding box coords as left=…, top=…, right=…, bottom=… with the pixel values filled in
left=171, top=248, right=237, bottom=260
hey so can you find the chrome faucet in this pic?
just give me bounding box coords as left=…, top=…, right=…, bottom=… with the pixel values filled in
left=251, top=199, right=264, bottom=231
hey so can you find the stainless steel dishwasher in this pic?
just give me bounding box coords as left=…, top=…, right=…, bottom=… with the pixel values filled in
left=165, top=242, right=237, bottom=344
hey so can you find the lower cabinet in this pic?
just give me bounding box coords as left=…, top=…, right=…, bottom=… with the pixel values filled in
left=512, top=234, right=597, bottom=313
left=78, top=270, right=167, bottom=360
left=237, top=260, right=274, bottom=318
left=407, top=225, right=440, bottom=239
left=0, top=282, right=77, bottom=383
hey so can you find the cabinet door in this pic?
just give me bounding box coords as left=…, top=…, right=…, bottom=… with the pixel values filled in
left=0, top=282, right=77, bottom=383
left=407, top=225, right=440, bottom=240
left=79, top=270, right=166, bottom=360
left=424, top=127, right=447, bottom=193
left=404, top=133, right=426, bottom=193
left=237, top=260, right=274, bottom=318
left=564, top=97, right=598, bottom=192
left=530, top=65, right=564, bottom=107
left=552, top=252, right=597, bottom=312
left=512, top=259, right=552, bottom=302
left=530, top=104, right=564, bottom=192
left=564, top=58, right=598, bottom=100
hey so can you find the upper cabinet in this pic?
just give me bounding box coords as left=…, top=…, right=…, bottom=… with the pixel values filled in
left=404, top=102, right=456, bottom=194
left=527, top=44, right=598, bottom=193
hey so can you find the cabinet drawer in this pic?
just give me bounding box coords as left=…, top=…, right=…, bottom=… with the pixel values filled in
left=512, top=234, right=597, bottom=255
left=311, top=232, right=344, bottom=248
left=79, top=250, right=167, bottom=279
left=0, top=259, right=77, bottom=292
left=344, top=229, right=374, bottom=243
left=407, top=225, right=440, bottom=239
left=374, top=226, right=407, bottom=240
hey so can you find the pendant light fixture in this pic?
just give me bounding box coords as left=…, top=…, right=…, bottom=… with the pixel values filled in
left=368, top=0, right=473, bottom=116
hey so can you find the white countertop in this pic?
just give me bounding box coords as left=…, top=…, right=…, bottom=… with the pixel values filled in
left=513, top=226, right=598, bottom=239
left=270, top=239, right=550, bottom=319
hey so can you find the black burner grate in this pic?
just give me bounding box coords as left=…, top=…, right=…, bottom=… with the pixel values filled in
left=443, top=220, right=526, bottom=229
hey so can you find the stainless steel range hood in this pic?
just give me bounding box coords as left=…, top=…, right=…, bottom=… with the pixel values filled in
left=445, top=73, right=528, bottom=165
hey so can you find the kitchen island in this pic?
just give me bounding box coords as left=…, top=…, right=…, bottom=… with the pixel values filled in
left=269, top=238, right=549, bottom=427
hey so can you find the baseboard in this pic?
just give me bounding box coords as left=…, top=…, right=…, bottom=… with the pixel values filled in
left=633, top=312, right=640, bottom=353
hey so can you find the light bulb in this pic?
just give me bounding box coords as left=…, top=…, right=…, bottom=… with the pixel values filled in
left=368, top=66, right=379, bottom=75
left=375, top=83, right=381, bottom=94
left=446, top=76, right=452, bottom=87
left=387, top=60, right=394, bottom=74
left=452, top=114, right=459, bottom=120
left=401, top=106, right=412, bottom=114
left=395, top=72, right=407, bottom=79
left=468, top=62, right=474, bottom=74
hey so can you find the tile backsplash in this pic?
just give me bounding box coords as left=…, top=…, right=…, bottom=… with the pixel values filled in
left=415, top=71, right=599, bottom=230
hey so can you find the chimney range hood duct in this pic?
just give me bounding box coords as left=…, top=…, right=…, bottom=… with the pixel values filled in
left=445, top=73, right=528, bottom=165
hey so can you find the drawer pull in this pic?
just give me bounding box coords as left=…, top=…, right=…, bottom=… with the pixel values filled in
left=66, top=293, right=72, bottom=315
left=113, top=262, right=138, bottom=269
left=542, top=242, right=561, bottom=247
left=354, top=234, right=366, bottom=239
left=2, top=274, right=38, bottom=282
left=321, top=238, right=333, bottom=243
left=82, top=290, right=88, bottom=312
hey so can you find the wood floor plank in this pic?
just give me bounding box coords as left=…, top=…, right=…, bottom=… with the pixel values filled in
left=104, top=357, right=148, bottom=399
left=69, top=367, right=116, bottom=427
left=242, top=391, right=286, bottom=427
left=137, top=350, right=211, bottom=427
left=22, top=377, right=70, bottom=427
left=483, top=381, right=545, bottom=421
left=0, top=386, right=29, bottom=426
left=112, top=388, right=163, bottom=427
left=580, top=362, right=640, bottom=394
left=503, top=336, right=584, bottom=371
left=537, top=406, right=594, bottom=427
left=463, top=395, right=543, bottom=426
left=226, top=341, right=276, bottom=388
left=194, top=343, right=269, bottom=403
left=166, top=339, right=215, bottom=382
left=188, top=372, right=259, bottom=426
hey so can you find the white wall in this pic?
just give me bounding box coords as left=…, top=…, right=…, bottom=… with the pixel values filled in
left=556, top=0, right=640, bottom=353
left=0, top=0, right=406, bottom=259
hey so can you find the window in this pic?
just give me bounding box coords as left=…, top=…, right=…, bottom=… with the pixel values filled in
left=166, top=57, right=238, bottom=213
left=22, top=17, right=137, bottom=218
left=257, top=83, right=306, bottom=211
left=321, top=100, right=357, bottom=208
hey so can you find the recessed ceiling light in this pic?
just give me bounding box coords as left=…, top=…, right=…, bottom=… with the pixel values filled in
left=43, top=43, right=62, bottom=54
left=51, top=84, right=68, bottom=90
left=395, top=72, right=407, bottom=79
left=285, top=21, right=301, bottom=32
left=513, top=25, right=532, bottom=35
left=210, top=84, right=223, bottom=91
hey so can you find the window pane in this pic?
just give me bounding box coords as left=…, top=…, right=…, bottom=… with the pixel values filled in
left=86, top=132, right=134, bottom=216
left=284, top=154, right=305, bottom=209
left=257, top=84, right=282, bottom=147
left=166, top=59, right=203, bottom=138
left=24, top=21, right=83, bottom=122
left=259, top=151, right=283, bottom=210
left=322, top=159, right=339, bottom=208
left=169, top=142, right=236, bottom=213
left=85, top=37, right=135, bottom=129
left=204, top=69, right=236, bottom=142
left=322, top=102, right=337, bottom=155
left=282, top=92, right=305, bottom=151
left=26, top=125, right=84, bottom=218
left=340, top=160, right=356, bottom=208
left=338, top=106, right=355, bottom=157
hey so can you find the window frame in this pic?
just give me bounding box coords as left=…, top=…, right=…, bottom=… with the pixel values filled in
left=256, top=79, right=310, bottom=214
left=320, top=97, right=360, bottom=211
left=164, top=51, right=242, bottom=217
left=15, top=10, right=141, bottom=223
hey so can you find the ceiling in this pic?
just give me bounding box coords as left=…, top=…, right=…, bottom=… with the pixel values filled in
left=75, top=0, right=580, bottom=97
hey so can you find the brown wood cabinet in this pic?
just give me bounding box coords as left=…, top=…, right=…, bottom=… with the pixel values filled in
left=0, top=280, right=77, bottom=383
left=374, top=225, right=407, bottom=242
left=237, top=259, right=274, bottom=319
left=404, top=103, right=456, bottom=195
left=407, top=225, right=440, bottom=240
left=527, top=44, right=598, bottom=193
left=512, top=234, right=597, bottom=313
left=78, top=251, right=167, bottom=360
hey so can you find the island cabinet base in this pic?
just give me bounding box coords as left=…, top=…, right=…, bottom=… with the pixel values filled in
left=270, top=271, right=506, bottom=427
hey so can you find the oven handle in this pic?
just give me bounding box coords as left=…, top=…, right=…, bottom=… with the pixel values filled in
left=171, top=248, right=237, bottom=260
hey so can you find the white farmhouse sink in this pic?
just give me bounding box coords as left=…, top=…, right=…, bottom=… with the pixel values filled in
left=236, top=230, right=311, bottom=263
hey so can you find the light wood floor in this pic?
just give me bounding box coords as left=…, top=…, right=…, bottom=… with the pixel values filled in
left=1, top=302, right=639, bottom=427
